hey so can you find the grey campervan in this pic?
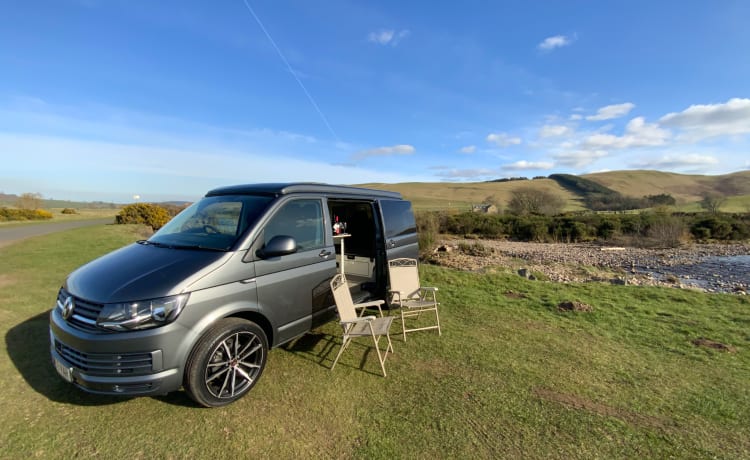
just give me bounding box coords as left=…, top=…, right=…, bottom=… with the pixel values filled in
left=49, top=183, right=418, bottom=407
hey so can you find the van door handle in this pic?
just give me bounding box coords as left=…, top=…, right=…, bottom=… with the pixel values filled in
left=319, top=250, right=332, bottom=258
left=388, top=240, right=396, bottom=248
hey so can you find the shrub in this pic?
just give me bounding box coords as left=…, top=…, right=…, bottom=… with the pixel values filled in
left=645, top=214, right=685, bottom=247
left=16, top=192, right=43, bottom=210
left=507, top=187, right=565, bottom=216
left=160, top=203, right=191, bottom=217
left=511, top=217, right=550, bottom=242
left=116, top=203, right=172, bottom=230
left=691, top=217, right=733, bottom=240
left=596, top=218, right=620, bottom=239
left=644, top=194, right=676, bottom=207
left=0, top=207, right=54, bottom=222
left=551, top=218, right=593, bottom=242
left=415, top=211, right=440, bottom=258
left=34, top=209, right=54, bottom=220
left=61, top=208, right=77, bottom=214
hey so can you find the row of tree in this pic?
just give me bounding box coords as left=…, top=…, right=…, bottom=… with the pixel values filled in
left=500, top=187, right=729, bottom=216
left=418, top=209, right=750, bottom=249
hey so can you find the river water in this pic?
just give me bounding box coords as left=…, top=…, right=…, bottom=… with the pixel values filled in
left=647, top=255, right=750, bottom=293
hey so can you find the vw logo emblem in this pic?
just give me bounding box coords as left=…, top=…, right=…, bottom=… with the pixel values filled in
left=61, top=296, right=75, bottom=320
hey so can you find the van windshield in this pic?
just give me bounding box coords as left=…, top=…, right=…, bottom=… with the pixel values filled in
left=148, top=195, right=274, bottom=251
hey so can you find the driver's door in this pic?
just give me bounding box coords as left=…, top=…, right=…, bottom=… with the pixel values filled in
left=253, top=198, right=336, bottom=345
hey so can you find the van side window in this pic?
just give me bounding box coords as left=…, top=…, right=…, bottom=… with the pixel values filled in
left=264, top=199, right=324, bottom=251
left=380, top=200, right=416, bottom=238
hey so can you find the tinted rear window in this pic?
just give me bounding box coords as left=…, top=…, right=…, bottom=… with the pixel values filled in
left=380, top=200, right=416, bottom=238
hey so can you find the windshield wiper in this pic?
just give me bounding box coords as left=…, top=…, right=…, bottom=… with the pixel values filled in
left=138, top=239, right=227, bottom=251
left=167, top=244, right=228, bottom=252
left=138, top=240, right=173, bottom=249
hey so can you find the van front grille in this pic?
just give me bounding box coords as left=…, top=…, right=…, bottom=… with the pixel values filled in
left=57, top=289, right=105, bottom=333
left=54, top=340, right=154, bottom=376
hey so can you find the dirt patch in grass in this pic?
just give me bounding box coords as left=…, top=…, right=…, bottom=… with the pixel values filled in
left=408, top=357, right=458, bottom=379
left=691, top=338, right=737, bottom=353
left=0, top=274, right=16, bottom=288
left=534, top=387, right=670, bottom=430
left=504, top=290, right=526, bottom=299
left=557, top=301, right=594, bottom=312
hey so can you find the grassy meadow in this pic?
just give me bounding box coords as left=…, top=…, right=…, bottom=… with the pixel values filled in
left=1, top=225, right=749, bottom=458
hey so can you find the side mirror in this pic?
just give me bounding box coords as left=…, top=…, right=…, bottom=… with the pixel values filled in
left=257, top=235, right=297, bottom=259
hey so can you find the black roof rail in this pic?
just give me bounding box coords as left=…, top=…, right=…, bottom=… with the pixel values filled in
left=206, top=182, right=403, bottom=199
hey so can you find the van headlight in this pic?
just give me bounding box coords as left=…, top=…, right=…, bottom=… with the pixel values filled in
left=97, top=294, right=189, bottom=331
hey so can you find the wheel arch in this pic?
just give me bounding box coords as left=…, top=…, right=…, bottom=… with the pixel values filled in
left=225, top=310, right=274, bottom=347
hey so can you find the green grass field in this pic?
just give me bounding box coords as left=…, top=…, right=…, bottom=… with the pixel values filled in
left=1, top=225, right=749, bottom=458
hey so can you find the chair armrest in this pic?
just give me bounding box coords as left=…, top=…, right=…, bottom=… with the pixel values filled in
left=355, top=300, right=386, bottom=317
left=341, top=315, right=376, bottom=325
left=421, top=287, right=438, bottom=292
left=357, top=300, right=385, bottom=308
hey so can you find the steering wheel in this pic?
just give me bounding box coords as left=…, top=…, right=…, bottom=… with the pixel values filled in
left=203, top=224, right=219, bottom=234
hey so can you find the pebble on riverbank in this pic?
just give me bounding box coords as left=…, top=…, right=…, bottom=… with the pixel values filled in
left=429, top=239, right=750, bottom=294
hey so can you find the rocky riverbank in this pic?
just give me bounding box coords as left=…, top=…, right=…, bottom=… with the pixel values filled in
left=429, top=239, right=750, bottom=294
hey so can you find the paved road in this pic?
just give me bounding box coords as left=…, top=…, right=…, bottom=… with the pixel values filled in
left=0, top=218, right=114, bottom=248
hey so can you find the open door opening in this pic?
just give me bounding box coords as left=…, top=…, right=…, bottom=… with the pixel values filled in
left=327, top=200, right=383, bottom=303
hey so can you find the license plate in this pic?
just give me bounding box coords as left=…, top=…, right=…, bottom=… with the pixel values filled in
left=53, top=358, right=73, bottom=383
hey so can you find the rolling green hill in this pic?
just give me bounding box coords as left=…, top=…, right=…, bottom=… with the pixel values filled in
left=359, top=179, right=585, bottom=212
left=582, top=170, right=750, bottom=203
left=362, top=170, right=750, bottom=212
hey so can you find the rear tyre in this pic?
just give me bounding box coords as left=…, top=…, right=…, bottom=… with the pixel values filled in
left=184, top=318, right=268, bottom=407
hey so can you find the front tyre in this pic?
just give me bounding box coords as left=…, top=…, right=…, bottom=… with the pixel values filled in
left=184, top=318, right=268, bottom=407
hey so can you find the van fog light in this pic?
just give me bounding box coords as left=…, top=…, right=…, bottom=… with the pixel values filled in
left=97, top=294, right=189, bottom=331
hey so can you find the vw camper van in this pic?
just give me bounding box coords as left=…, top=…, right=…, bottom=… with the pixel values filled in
left=49, top=183, right=418, bottom=407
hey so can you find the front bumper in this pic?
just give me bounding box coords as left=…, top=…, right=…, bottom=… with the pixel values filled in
left=49, top=308, right=188, bottom=396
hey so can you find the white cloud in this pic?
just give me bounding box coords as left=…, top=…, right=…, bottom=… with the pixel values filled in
left=539, top=125, right=571, bottom=138
left=368, top=29, right=410, bottom=46
left=352, top=144, right=415, bottom=160
left=538, top=35, right=573, bottom=51
left=569, top=114, right=583, bottom=121
left=630, top=154, right=719, bottom=170
left=460, top=145, right=476, bottom=154
left=502, top=160, right=554, bottom=171
left=435, top=168, right=498, bottom=179
left=583, top=117, right=670, bottom=149
left=554, top=150, right=608, bottom=168
left=486, top=132, right=522, bottom=147
left=586, top=102, right=636, bottom=121
left=659, top=98, right=750, bottom=140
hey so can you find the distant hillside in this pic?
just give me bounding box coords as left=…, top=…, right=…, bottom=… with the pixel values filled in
left=582, top=170, right=750, bottom=203
left=548, top=174, right=619, bottom=196
left=359, top=179, right=585, bottom=212
left=363, top=169, right=750, bottom=212
left=0, top=193, right=119, bottom=209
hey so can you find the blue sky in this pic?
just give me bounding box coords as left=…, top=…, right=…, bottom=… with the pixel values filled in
left=2, top=0, right=750, bottom=202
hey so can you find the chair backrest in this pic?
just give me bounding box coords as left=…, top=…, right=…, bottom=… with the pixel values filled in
left=388, top=258, right=421, bottom=298
left=330, top=274, right=358, bottom=323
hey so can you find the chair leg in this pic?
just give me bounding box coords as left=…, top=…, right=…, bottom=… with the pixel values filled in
left=371, top=330, right=388, bottom=377
left=331, top=335, right=350, bottom=371
left=401, top=309, right=407, bottom=342
left=435, top=305, right=442, bottom=336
